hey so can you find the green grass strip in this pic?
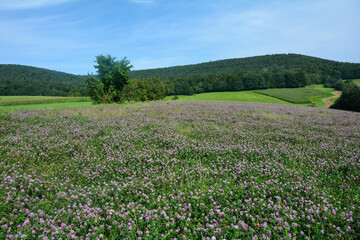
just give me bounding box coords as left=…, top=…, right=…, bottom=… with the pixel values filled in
left=0, top=97, right=90, bottom=106
left=254, top=88, right=327, bottom=104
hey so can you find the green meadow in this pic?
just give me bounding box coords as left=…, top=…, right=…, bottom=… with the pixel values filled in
left=255, top=88, right=325, bottom=104
left=0, top=96, right=91, bottom=113
left=254, top=85, right=339, bottom=107
left=305, top=85, right=339, bottom=107
left=166, top=85, right=340, bottom=108
left=0, top=96, right=90, bottom=106
left=165, top=91, right=294, bottom=105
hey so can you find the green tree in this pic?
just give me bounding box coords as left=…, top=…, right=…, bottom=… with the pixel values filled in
left=144, top=77, right=167, bottom=100
left=85, top=76, right=104, bottom=104
left=331, top=82, right=360, bottom=112
left=123, top=78, right=147, bottom=102
left=87, top=55, right=133, bottom=103
left=163, top=80, right=174, bottom=95
left=334, top=80, right=345, bottom=91
left=295, top=71, right=307, bottom=87
left=284, top=72, right=299, bottom=88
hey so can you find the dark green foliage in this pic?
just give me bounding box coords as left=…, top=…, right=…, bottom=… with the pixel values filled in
left=295, top=71, right=308, bottom=87
left=331, top=82, right=360, bottom=112
left=94, top=55, right=116, bottom=79
left=87, top=55, right=133, bottom=104
left=163, top=80, right=174, bottom=95
left=123, top=78, right=148, bottom=102
left=0, top=64, right=86, bottom=96
left=144, top=77, right=167, bottom=100
left=130, top=54, right=360, bottom=95
left=123, top=77, right=174, bottom=102
left=334, top=80, right=345, bottom=91
left=167, top=69, right=314, bottom=95
left=85, top=76, right=104, bottom=104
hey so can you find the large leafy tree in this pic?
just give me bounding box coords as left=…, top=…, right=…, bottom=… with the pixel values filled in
left=86, top=55, right=133, bottom=104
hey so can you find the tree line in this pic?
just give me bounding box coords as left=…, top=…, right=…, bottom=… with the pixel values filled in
left=169, top=70, right=310, bottom=95
left=166, top=70, right=350, bottom=95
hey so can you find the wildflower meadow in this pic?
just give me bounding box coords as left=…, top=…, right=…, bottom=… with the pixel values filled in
left=0, top=101, right=359, bottom=239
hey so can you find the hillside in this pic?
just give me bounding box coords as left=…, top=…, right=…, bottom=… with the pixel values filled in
left=130, top=54, right=360, bottom=95
left=0, top=64, right=86, bottom=96
left=130, top=54, right=360, bottom=79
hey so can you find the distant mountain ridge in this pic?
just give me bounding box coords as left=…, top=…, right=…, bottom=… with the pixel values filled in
left=1, top=54, right=360, bottom=96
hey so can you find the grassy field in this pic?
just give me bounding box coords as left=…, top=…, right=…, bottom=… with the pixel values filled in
left=0, top=96, right=90, bottom=106
left=0, top=96, right=91, bottom=113
left=0, top=102, right=95, bottom=113
left=304, top=85, right=339, bottom=107
left=0, top=102, right=359, bottom=239
left=165, top=91, right=295, bottom=105
left=166, top=86, right=339, bottom=108
left=254, top=88, right=326, bottom=104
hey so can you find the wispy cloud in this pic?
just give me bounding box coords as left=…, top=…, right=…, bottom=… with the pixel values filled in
left=0, top=0, right=74, bottom=10
left=128, top=0, right=155, bottom=4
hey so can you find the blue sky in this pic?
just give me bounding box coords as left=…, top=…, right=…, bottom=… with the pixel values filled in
left=0, top=0, right=359, bottom=75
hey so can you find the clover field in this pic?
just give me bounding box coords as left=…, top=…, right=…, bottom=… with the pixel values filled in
left=0, top=101, right=359, bottom=239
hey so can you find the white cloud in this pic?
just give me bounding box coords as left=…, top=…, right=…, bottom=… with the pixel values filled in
left=0, top=0, right=74, bottom=10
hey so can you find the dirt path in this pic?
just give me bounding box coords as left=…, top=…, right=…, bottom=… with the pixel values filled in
left=322, top=91, right=341, bottom=107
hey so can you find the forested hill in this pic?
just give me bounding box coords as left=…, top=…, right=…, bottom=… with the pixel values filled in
left=131, top=54, right=360, bottom=79
left=130, top=54, right=360, bottom=95
left=0, top=64, right=86, bottom=96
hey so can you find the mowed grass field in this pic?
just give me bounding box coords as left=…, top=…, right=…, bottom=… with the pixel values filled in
left=0, top=96, right=90, bottom=106
left=306, top=85, right=340, bottom=107
left=165, top=91, right=295, bottom=105
left=0, top=101, right=359, bottom=239
left=0, top=96, right=91, bottom=113
left=166, top=85, right=339, bottom=108
left=254, top=87, right=326, bottom=104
